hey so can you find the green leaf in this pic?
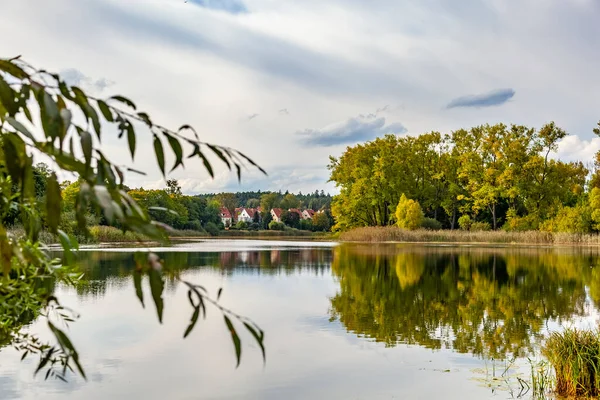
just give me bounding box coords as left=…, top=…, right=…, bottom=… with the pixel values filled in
left=153, top=135, right=165, bottom=177
left=79, top=129, right=93, bottom=166
left=166, top=134, right=184, bottom=172
left=6, top=117, right=35, bottom=142
left=217, top=288, right=223, bottom=301
left=48, top=321, right=86, bottom=380
left=224, top=315, right=242, bottom=367
left=0, top=74, right=18, bottom=116
left=188, top=145, right=214, bottom=178
left=0, top=59, right=28, bottom=79
left=34, top=347, right=54, bottom=377
left=207, top=144, right=231, bottom=170
left=183, top=306, right=200, bottom=338
left=133, top=270, right=144, bottom=308
left=137, top=112, right=152, bottom=127
left=97, top=100, right=114, bottom=122
left=46, top=173, right=62, bottom=233
left=39, top=90, right=61, bottom=140
left=110, top=95, right=136, bottom=110
left=149, top=267, right=164, bottom=323
left=243, top=322, right=266, bottom=363
left=127, top=123, right=136, bottom=160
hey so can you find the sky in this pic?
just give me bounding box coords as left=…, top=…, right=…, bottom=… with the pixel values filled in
left=1, top=0, right=600, bottom=194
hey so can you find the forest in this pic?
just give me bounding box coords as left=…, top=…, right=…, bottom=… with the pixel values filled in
left=329, top=122, right=600, bottom=234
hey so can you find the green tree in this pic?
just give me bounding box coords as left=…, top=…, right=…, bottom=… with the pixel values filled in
left=166, top=179, right=182, bottom=195
left=0, top=57, right=265, bottom=379
left=395, top=194, right=423, bottom=230
left=216, top=193, right=237, bottom=219
left=280, top=193, right=301, bottom=209
left=260, top=192, right=280, bottom=214
left=312, top=211, right=332, bottom=232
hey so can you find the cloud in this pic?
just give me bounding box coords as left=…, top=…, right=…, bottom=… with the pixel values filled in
left=60, top=68, right=114, bottom=92
left=446, top=89, right=515, bottom=109
left=279, top=108, right=289, bottom=115
left=247, top=113, right=259, bottom=120
left=187, top=0, right=247, bottom=14
left=376, top=105, right=390, bottom=113
left=297, top=114, right=407, bottom=147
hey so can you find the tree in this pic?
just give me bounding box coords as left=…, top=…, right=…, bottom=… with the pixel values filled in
left=166, top=179, right=182, bottom=195
left=280, top=193, right=300, bottom=209
left=0, top=57, right=265, bottom=380
left=312, top=211, right=332, bottom=232
left=395, top=194, right=423, bottom=230
left=280, top=210, right=300, bottom=228
left=260, top=192, right=279, bottom=214
left=216, top=193, right=237, bottom=219
left=246, top=198, right=260, bottom=208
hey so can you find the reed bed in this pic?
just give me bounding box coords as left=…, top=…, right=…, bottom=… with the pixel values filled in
left=542, top=329, right=600, bottom=397
left=339, top=226, right=600, bottom=246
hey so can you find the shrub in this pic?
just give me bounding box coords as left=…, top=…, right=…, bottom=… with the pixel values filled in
left=540, top=205, right=592, bottom=233
left=395, top=194, right=423, bottom=230
left=268, top=221, right=285, bottom=231
left=299, top=219, right=313, bottom=231
left=249, top=222, right=261, bottom=231
left=470, top=221, right=491, bottom=231
left=457, top=215, right=472, bottom=231
left=421, top=217, right=442, bottom=230
left=503, top=208, right=540, bottom=231
left=236, top=220, right=249, bottom=230
left=204, top=222, right=220, bottom=236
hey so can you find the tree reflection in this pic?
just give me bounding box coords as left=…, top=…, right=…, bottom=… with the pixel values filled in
left=329, top=245, right=597, bottom=360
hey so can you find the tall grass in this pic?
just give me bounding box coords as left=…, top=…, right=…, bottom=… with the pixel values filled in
left=340, top=226, right=600, bottom=245
left=542, top=329, right=600, bottom=397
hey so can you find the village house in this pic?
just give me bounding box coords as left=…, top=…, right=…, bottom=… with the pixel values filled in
left=302, top=209, right=315, bottom=220
left=236, top=207, right=260, bottom=223
left=220, top=207, right=232, bottom=227
left=271, top=208, right=283, bottom=223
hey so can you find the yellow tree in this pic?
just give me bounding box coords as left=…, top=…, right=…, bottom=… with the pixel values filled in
left=395, top=194, right=423, bottom=230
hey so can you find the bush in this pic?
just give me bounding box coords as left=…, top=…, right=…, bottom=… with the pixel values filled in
left=204, top=222, right=220, bottom=236
left=395, top=194, right=423, bottom=230
left=421, top=217, right=442, bottom=230
left=470, top=221, right=491, bottom=231
left=540, top=205, right=592, bottom=233
left=236, top=221, right=249, bottom=230
left=457, top=215, right=472, bottom=231
left=503, top=209, right=540, bottom=231
left=183, top=220, right=204, bottom=232
left=249, top=222, right=261, bottom=231
left=299, top=219, right=313, bottom=231
left=268, top=221, right=285, bottom=231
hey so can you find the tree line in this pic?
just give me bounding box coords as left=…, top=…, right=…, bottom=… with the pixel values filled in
left=329, top=122, right=600, bottom=233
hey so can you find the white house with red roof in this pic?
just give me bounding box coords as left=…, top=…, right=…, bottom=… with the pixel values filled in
left=271, top=208, right=283, bottom=223
left=220, top=207, right=233, bottom=227
left=302, top=209, right=315, bottom=220
left=237, top=207, right=260, bottom=223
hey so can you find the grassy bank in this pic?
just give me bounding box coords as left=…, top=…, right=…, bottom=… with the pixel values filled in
left=219, top=229, right=323, bottom=238
left=339, top=226, right=600, bottom=245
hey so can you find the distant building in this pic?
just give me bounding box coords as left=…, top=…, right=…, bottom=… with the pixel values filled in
left=271, top=208, right=283, bottom=223
left=237, top=207, right=260, bottom=223
left=220, top=207, right=232, bottom=227
left=302, top=209, right=315, bottom=220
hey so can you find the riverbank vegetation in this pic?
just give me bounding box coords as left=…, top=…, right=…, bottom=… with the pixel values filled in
left=329, top=122, right=600, bottom=238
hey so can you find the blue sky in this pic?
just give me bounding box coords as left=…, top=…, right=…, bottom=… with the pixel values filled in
left=1, top=0, right=600, bottom=194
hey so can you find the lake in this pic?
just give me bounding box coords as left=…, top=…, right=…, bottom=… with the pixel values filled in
left=1, top=239, right=600, bottom=399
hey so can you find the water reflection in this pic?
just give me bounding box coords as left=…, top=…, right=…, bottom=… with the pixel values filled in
left=329, top=244, right=600, bottom=360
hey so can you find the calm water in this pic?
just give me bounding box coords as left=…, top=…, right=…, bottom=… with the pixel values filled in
left=2, top=240, right=600, bottom=399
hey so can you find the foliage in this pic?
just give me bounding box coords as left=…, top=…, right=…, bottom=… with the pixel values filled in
left=395, top=194, right=423, bottom=230
left=458, top=215, right=472, bottom=231
left=0, top=57, right=265, bottom=380
left=204, top=222, right=220, bottom=237
left=236, top=220, right=249, bottom=230
left=268, top=221, right=285, bottom=231
left=299, top=219, right=313, bottom=231
left=280, top=210, right=300, bottom=228
left=421, top=217, right=442, bottom=230
left=539, top=205, right=591, bottom=234
left=312, top=210, right=333, bottom=232
left=329, top=122, right=590, bottom=233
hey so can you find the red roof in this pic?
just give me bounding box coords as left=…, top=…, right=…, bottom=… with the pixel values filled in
left=271, top=208, right=283, bottom=218
left=289, top=208, right=302, bottom=216
left=245, top=208, right=258, bottom=218
left=220, top=207, right=232, bottom=218
left=303, top=209, right=315, bottom=217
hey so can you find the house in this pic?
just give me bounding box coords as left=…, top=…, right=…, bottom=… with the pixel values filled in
left=271, top=208, right=283, bottom=223
left=302, top=209, right=315, bottom=220
left=237, top=208, right=253, bottom=223
left=220, top=207, right=233, bottom=227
